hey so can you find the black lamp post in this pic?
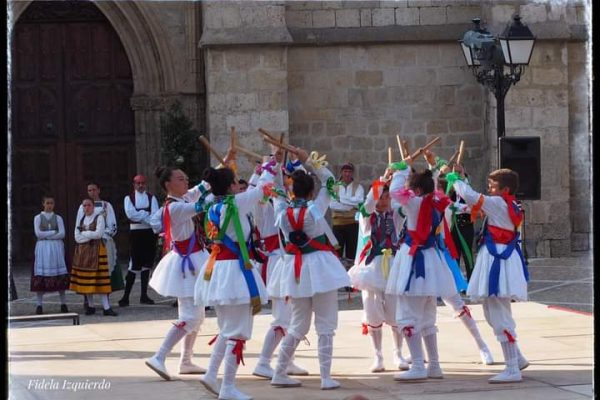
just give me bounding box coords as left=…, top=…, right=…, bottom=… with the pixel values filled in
left=459, top=15, right=536, bottom=142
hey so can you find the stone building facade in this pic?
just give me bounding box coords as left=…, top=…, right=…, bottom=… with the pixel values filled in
left=8, top=0, right=591, bottom=259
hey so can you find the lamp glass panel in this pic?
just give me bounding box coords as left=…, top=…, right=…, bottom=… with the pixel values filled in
left=506, top=39, right=535, bottom=65
left=460, top=42, right=474, bottom=66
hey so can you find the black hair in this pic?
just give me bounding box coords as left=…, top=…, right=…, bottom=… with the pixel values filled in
left=41, top=194, right=55, bottom=202
left=408, top=169, right=434, bottom=195
left=238, top=179, right=248, bottom=186
left=154, top=166, right=177, bottom=192
left=291, top=170, right=314, bottom=199
left=86, top=182, right=100, bottom=189
left=202, top=167, right=235, bottom=196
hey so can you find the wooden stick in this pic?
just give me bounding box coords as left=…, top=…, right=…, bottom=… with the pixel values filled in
left=279, top=132, right=285, bottom=144
left=402, top=140, right=410, bottom=159
left=388, top=147, right=393, bottom=164
left=409, top=136, right=441, bottom=160
left=230, top=127, right=236, bottom=150
left=396, top=135, right=405, bottom=159
left=198, top=135, right=226, bottom=165
left=262, top=135, right=299, bottom=155
left=456, top=140, right=466, bottom=166
left=447, top=149, right=460, bottom=165
left=258, top=128, right=279, bottom=143
left=234, top=145, right=262, bottom=162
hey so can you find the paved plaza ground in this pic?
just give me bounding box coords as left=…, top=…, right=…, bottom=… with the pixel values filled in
left=7, top=254, right=594, bottom=399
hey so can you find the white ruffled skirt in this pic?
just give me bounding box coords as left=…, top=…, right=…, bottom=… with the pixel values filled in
left=385, top=243, right=457, bottom=298
left=347, top=254, right=388, bottom=292
left=195, top=259, right=269, bottom=306
left=279, top=251, right=351, bottom=298
left=33, top=240, right=68, bottom=276
left=266, top=253, right=286, bottom=299
left=149, top=249, right=208, bottom=298
left=467, top=245, right=528, bottom=301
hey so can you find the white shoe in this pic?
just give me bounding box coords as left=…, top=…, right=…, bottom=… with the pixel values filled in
left=178, top=362, right=206, bottom=374
left=252, top=362, right=274, bottom=379
left=427, top=363, right=444, bottom=379
left=271, top=374, right=302, bottom=387
left=200, top=375, right=220, bottom=396
left=370, top=355, right=385, bottom=373
left=393, top=366, right=428, bottom=381
left=480, top=347, right=494, bottom=365
left=488, top=369, right=522, bottom=383
left=320, top=377, right=340, bottom=390
left=218, top=385, right=253, bottom=400
left=286, top=361, right=309, bottom=376
left=518, top=355, right=530, bottom=370
left=145, top=356, right=171, bottom=381
left=393, top=353, right=410, bottom=371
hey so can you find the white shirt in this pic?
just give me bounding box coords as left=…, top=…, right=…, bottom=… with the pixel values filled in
left=124, top=190, right=160, bottom=230
left=330, top=181, right=365, bottom=212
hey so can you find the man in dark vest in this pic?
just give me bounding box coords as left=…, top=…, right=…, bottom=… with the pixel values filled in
left=119, top=174, right=160, bottom=306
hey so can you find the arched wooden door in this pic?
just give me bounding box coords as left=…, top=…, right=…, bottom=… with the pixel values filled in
left=11, top=1, right=136, bottom=265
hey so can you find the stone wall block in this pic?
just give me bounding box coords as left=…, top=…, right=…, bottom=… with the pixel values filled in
left=225, top=114, right=251, bottom=132
left=426, top=119, right=448, bottom=134
left=321, top=1, right=344, bottom=10
left=225, top=51, right=261, bottom=71
left=250, top=110, right=289, bottom=131
left=436, top=85, right=455, bottom=104
left=520, top=3, right=548, bottom=23
left=571, top=214, right=591, bottom=234
left=550, top=239, right=571, bottom=257
left=504, top=107, right=532, bottom=129
left=287, top=10, right=313, bottom=27
left=311, top=122, right=325, bottom=135
left=547, top=2, right=566, bottom=21
left=570, top=233, right=590, bottom=252
left=313, top=9, right=336, bottom=27
left=317, top=49, right=342, bottom=68
left=436, top=67, right=470, bottom=85
left=208, top=50, right=225, bottom=71
left=336, top=9, right=361, bottom=27
left=532, top=107, right=568, bottom=128
left=490, top=5, right=517, bottom=25
left=448, top=118, right=482, bottom=133
left=381, top=1, right=408, bottom=8
left=226, top=93, right=258, bottom=112
left=419, top=7, right=446, bottom=25
left=355, top=70, right=384, bottom=87
left=209, top=73, right=249, bottom=93
left=360, top=9, right=372, bottom=26
left=446, top=6, right=479, bottom=24
left=372, top=8, right=396, bottom=26
left=408, top=0, right=432, bottom=6
left=262, top=48, right=285, bottom=69
left=506, top=88, right=545, bottom=107
left=535, top=239, right=550, bottom=258
left=258, top=91, right=287, bottom=110
left=286, top=1, right=323, bottom=11
left=248, top=70, right=287, bottom=91
left=341, top=1, right=378, bottom=9
left=395, top=7, right=420, bottom=25
left=288, top=48, right=318, bottom=71
left=340, top=47, right=370, bottom=69
left=416, top=45, right=440, bottom=66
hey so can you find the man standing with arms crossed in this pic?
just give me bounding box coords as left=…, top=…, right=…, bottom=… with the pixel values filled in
left=119, top=174, right=159, bottom=306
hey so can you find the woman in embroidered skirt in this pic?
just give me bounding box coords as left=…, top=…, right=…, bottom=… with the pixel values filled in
left=145, top=166, right=212, bottom=380
left=31, top=195, right=70, bottom=315
left=195, top=151, right=277, bottom=400
left=69, top=198, right=117, bottom=316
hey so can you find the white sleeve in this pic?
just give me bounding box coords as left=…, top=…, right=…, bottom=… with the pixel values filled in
left=234, top=165, right=277, bottom=217
left=104, top=203, right=117, bottom=236
left=124, top=195, right=149, bottom=222
left=149, top=207, right=164, bottom=234
left=47, top=216, right=66, bottom=240
left=305, top=163, right=335, bottom=217
left=33, top=215, right=56, bottom=239
left=340, top=183, right=364, bottom=207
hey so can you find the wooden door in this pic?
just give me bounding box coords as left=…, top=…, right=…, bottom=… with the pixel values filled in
left=11, top=1, right=135, bottom=264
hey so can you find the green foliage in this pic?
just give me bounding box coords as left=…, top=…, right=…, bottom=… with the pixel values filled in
left=159, top=101, right=203, bottom=186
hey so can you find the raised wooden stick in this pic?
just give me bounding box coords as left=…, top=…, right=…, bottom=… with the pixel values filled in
left=258, top=128, right=280, bottom=143
left=230, top=126, right=236, bottom=150
left=409, top=136, right=441, bottom=160
left=396, top=135, right=405, bottom=159
left=388, top=147, right=393, bottom=164
left=456, top=140, right=466, bottom=166
left=279, top=132, right=285, bottom=144
left=262, top=135, right=299, bottom=155
left=198, top=135, right=226, bottom=165
left=447, top=149, right=460, bottom=165
left=234, top=145, right=262, bottom=163
left=402, top=140, right=410, bottom=159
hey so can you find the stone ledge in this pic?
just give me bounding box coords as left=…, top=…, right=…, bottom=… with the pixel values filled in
left=200, top=27, right=293, bottom=46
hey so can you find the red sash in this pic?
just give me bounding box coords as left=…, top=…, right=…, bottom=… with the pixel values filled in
left=487, top=225, right=516, bottom=244
left=260, top=234, right=280, bottom=284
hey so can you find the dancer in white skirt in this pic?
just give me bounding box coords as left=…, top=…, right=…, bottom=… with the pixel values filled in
left=348, top=171, right=410, bottom=373
left=31, top=195, right=70, bottom=314
left=385, top=160, right=457, bottom=381
left=251, top=149, right=308, bottom=380
left=195, top=153, right=278, bottom=400
left=270, top=148, right=351, bottom=390
left=145, top=166, right=211, bottom=380
left=449, top=166, right=529, bottom=383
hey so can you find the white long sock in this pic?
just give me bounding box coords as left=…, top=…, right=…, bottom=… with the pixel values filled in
left=404, top=331, right=425, bottom=370
left=274, top=334, right=300, bottom=376
left=220, top=340, right=242, bottom=393
left=501, top=341, right=519, bottom=373
left=156, top=325, right=188, bottom=362
left=205, top=335, right=227, bottom=381
left=392, top=327, right=405, bottom=359
left=369, top=327, right=383, bottom=358
left=258, top=327, right=284, bottom=365
left=422, top=332, right=439, bottom=366
left=36, top=293, right=44, bottom=306
left=180, top=331, right=198, bottom=365
left=101, top=294, right=110, bottom=310
left=459, top=313, right=487, bottom=350
left=58, top=291, right=67, bottom=304
left=318, top=334, right=335, bottom=380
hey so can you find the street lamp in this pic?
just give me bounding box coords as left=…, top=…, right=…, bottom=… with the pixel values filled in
left=459, top=15, right=536, bottom=141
